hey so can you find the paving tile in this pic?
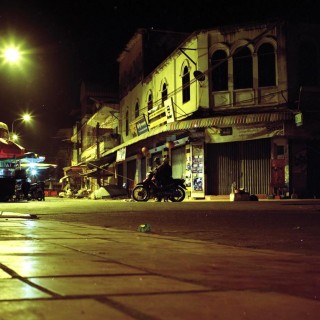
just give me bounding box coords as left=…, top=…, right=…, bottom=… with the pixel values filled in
left=46, top=238, right=113, bottom=249
left=0, top=279, right=51, bottom=300
left=1, top=228, right=94, bottom=239
left=0, top=299, right=135, bottom=320
left=0, top=240, right=71, bottom=255
left=111, top=291, right=320, bottom=320
left=0, top=269, right=11, bottom=279
left=1, top=257, right=145, bottom=277
left=30, top=275, right=207, bottom=296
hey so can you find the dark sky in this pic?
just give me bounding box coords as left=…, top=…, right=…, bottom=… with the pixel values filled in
left=0, top=0, right=318, bottom=157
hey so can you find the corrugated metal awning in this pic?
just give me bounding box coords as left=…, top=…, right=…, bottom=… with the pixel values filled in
left=100, top=124, right=168, bottom=157
left=167, top=112, right=294, bottom=130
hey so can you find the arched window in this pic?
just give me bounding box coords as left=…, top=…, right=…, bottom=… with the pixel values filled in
left=147, top=93, right=153, bottom=122
left=135, top=101, right=139, bottom=118
left=299, top=41, right=318, bottom=86
left=147, top=93, right=153, bottom=112
left=182, top=65, right=190, bottom=103
left=211, top=50, right=228, bottom=91
left=125, top=110, right=129, bottom=136
left=258, top=43, right=276, bottom=87
left=162, top=83, right=168, bottom=104
left=233, top=47, right=253, bottom=89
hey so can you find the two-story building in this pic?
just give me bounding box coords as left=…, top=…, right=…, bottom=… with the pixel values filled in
left=71, top=19, right=320, bottom=199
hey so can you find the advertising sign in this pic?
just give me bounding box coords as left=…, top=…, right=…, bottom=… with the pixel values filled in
left=136, top=114, right=149, bottom=135
left=205, top=122, right=284, bottom=143
left=190, top=142, right=205, bottom=198
left=148, top=98, right=175, bottom=129
left=116, top=147, right=126, bottom=162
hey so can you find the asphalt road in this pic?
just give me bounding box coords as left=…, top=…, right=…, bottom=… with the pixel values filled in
left=1, top=197, right=320, bottom=255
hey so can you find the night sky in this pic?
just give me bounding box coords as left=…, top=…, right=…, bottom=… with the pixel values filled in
left=0, top=0, right=318, bottom=158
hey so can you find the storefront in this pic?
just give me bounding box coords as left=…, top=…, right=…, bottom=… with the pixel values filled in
left=206, top=139, right=272, bottom=196
left=98, top=110, right=296, bottom=198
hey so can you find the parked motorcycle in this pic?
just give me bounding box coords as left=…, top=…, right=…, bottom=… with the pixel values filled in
left=27, top=181, right=45, bottom=201
left=132, top=171, right=186, bottom=202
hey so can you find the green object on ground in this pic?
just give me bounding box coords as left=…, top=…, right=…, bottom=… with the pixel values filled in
left=138, top=224, right=151, bottom=232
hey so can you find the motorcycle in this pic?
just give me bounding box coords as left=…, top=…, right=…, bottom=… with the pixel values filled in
left=132, top=171, right=186, bottom=202
left=27, top=181, right=45, bottom=201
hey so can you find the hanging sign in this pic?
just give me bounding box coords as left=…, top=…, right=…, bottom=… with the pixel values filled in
left=294, top=112, right=303, bottom=127
left=116, top=147, right=126, bottom=162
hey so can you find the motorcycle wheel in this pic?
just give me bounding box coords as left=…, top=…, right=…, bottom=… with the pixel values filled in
left=169, top=186, right=185, bottom=202
left=34, top=190, right=44, bottom=201
left=132, top=185, right=150, bottom=201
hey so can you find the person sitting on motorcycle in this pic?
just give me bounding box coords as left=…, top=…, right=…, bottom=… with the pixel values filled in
left=153, top=156, right=173, bottom=189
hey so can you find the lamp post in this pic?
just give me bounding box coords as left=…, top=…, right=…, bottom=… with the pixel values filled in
left=11, top=114, right=32, bottom=141
left=1, top=42, right=30, bottom=140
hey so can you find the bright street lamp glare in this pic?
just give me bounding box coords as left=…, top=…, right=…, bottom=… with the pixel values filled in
left=11, top=113, right=33, bottom=140
left=22, top=114, right=31, bottom=121
left=4, top=47, right=21, bottom=63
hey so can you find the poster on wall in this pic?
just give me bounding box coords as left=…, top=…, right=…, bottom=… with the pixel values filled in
left=191, top=142, right=205, bottom=198
left=205, top=122, right=284, bottom=143
left=116, top=147, right=126, bottom=162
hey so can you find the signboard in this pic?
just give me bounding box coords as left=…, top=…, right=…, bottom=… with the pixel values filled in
left=0, top=161, right=16, bottom=168
left=116, top=147, right=126, bottom=162
left=205, top=122, right=284, bottom=143
left=148, top=98, right=175, bottom=129
left=220, top=127, right=232, bottom=136
left=190, top=142, right=205, bottom=198
left=294, top=112, right=303, bottom=127
left=136, top=114, right=149, bottom=136
left=165, top=98, right=175, bottom=123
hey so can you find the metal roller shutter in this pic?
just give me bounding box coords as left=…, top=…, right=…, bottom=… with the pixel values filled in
left=208, top=139, right=271, bottom=195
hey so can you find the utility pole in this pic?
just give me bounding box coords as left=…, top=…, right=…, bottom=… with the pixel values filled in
left=96, top=122, right=101, bottom=187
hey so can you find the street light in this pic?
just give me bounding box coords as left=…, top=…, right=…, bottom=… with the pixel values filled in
left=0, top=37, right=30, bottom=70
left=3, top=47, right=21, bottom=63
left=11, top=114, right=32, bottom=141
left=1, top=44, right=23, bottom=65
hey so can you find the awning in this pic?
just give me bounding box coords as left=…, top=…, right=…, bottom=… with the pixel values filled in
left=86, top=153, right=116, bottom=169
left=167, top=112, right=294, bottom=130
left=84, top=156, right=114, bottom=177
left=18, top=152, right=46, bottom=163
left=0, top=152, right=43, bottom=162
left=80, top=168, right=113, bottom=178
left=99, top=124, right=168, bottom=157
left=0, top=138, right=25, bottom=158
left=20, top=163, right=57, bottom=170
left=63, top=165, right=86, bottom=176
left=99, top=111, right=295, bottom=157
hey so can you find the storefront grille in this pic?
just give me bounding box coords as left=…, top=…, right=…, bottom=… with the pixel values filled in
left=207, top=139, right=271, bottom=195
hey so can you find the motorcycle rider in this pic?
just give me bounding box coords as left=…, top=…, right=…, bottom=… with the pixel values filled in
left=132, top=155, right=186, bottom=202
left=153, top=156, right=173, bottom=201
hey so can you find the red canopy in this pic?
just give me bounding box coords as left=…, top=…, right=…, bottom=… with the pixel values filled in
left=0, top=138, right=25, bottom=159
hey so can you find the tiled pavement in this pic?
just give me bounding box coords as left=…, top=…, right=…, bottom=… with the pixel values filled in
left=0, top=212, right=320, bottom=319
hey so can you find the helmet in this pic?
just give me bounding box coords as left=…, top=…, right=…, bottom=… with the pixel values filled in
left=154, top=157, right=161, bottom=165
